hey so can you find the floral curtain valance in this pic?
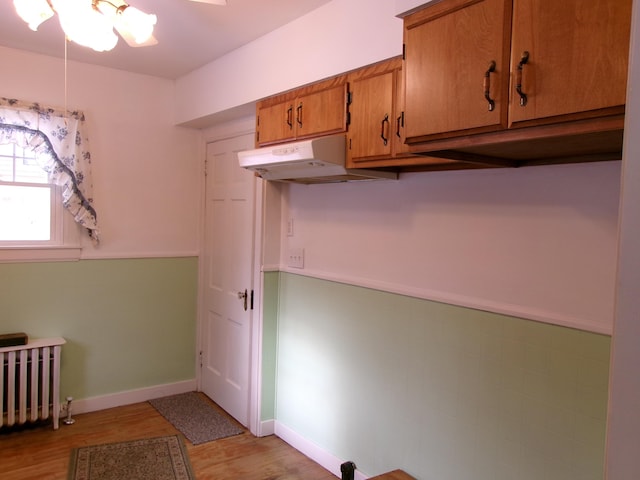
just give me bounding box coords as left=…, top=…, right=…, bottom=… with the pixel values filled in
left=0, top=97, right=99, bottom=244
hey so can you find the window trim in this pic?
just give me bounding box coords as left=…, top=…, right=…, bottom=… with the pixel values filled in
left=0, top=185, right=82, bottom=263
left=0, top=245, right=82, bottom=263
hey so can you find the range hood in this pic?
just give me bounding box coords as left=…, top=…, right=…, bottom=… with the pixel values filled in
left=237, top=134, right=397, bottom=184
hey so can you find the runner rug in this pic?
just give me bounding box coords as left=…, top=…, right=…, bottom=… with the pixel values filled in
left=149, top=391, right=244, bottom=445
left=67, top=435, right=194, bottom=480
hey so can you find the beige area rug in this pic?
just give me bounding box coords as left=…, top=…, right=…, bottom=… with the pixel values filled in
left=67, top=435, right=194, bottom=480
left=149, top=391, right=244, bottom=445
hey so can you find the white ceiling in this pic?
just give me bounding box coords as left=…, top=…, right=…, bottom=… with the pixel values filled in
left=0, top=0, right=332, bottom=79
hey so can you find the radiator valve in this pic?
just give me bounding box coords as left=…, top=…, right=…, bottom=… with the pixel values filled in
left=63, top=396, right=75, bottom=425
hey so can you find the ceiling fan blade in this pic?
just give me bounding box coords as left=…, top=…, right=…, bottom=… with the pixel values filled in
left=114, top=25, right=158, bottom=47
left=187, top=0, right=227, bottom=5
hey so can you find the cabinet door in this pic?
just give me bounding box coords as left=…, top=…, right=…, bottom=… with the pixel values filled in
left=403, top=0, right=512, bottom=143
left=393, top=66, right=410, bottom=157
left=509, top=0, right=631, bottom=127
left=257, top=101, right=294, bottom=145
left=295, top=84, right=348, bottom=139
left=348, top=71, right=394, bottom=162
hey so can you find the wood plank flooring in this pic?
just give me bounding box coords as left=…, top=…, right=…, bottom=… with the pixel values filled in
left=0, top=395, right=336, bottom=480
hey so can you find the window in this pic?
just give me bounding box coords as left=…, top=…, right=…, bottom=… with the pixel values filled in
left=1, top=142, right=55, bottom=242
left=0, top=142, right=80, bottom=262
left=0, top=97, right=99, bottom=262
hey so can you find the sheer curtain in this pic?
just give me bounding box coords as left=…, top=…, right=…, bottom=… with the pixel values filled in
left=0, top=97, right=99, bottom=244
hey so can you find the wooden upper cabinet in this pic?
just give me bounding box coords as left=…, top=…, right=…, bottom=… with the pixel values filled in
left=403, top=0, right=512, bottom=143
left=508, top=0, right=631, bottom=127
left=346, top=57, right=422, bottom=167
left=347, top=62, right=395, bottom=163
left=349, top=70, right=394, bottom=160
left=254, top=0, right=631, bottom=170
left=295, top=84, right=347, bottom=139
left=403, top=0, right=631, bottom=146
left=256, top=77, right=348, bottom=146
left=257, top=101, right=295, bottom=145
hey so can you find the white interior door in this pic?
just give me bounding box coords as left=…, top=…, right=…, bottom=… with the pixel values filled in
left=200, top=133, right=256, bottom=426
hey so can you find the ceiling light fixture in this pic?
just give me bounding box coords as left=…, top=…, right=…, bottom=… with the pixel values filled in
left=13, top=0, right=158, bottom=52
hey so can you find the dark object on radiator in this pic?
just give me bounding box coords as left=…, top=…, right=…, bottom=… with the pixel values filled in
left=341, top=461, right=356, bottom=480
left=0, top=332, right=28, bottom=348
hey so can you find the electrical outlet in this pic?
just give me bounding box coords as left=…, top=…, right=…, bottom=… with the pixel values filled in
left=287, top=217, right=294, bottom=237
left=288, top=247, right=304, bottom=268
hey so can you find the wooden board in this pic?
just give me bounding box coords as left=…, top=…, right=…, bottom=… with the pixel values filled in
left=369, top=470, right=416, bottom=480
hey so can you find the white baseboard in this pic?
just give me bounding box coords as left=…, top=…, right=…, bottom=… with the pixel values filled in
left=67, top=379, right=197, bottom=415
left=274, top=421, right=367, bottom=480
left=259, top=419, right=275, bottom=437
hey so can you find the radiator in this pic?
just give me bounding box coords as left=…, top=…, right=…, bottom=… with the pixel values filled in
left=0, top=337, right=65, bottom=430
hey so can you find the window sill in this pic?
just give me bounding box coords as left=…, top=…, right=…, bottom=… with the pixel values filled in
left=0, top=246, right=82, bottom=263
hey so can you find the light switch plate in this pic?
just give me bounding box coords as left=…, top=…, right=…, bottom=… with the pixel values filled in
left=288, top=247, right=304, bottom=268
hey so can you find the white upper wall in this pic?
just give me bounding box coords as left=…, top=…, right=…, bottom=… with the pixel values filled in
left=280, top=162, right=621, bottom=335
left=1, top=46, right=202, bottom=259
left=175, top=0, right=404, bottom=126
left=394, top=0, right=434, bottom=16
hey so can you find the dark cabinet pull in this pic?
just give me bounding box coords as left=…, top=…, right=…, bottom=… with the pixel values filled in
left=286, top=106, right=293, bottom=129
left=380, top=114, right=389, bottom=146
left=484, top=60, right=497, bottom=111
left=396, top=111, right=403, bottom=138
left=516, top=51, right=530, bottom=107
left=296, top=103, right=303, bottom=127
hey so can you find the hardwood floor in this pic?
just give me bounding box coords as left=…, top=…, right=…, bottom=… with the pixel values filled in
left=0, top=395, right=336, bottom=480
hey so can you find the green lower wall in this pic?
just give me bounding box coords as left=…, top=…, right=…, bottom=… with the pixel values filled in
left=1, top=260, right=611, bottom=479
left=261, top=271, right=280, bottom=420
left=0, top=257, right=198, bottom=400
left=273, top=272, right=610, bottom=480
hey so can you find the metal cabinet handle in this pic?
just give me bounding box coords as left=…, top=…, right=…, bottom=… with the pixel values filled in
left=380, top=114, right=389, bottom=146
left=286, top=106, right=293, bottom=129
left=396, top=112, right=404, bottom=138
left=237, top=289, right=248, bottom=311
left=516, top=51, right=529, bottom=107
left=296, top=103, right=303, bottom=127
left=484, top=60, right=497, bottom=111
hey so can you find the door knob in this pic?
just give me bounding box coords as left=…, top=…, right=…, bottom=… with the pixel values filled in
left=237, top=289, right=248, bottom=311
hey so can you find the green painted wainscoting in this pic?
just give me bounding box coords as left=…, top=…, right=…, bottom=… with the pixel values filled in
left=272, top=272, right=611, bottom=480
left=261, top=271, right=280, bottom=421
left=0, top=257, right=197, bottom=400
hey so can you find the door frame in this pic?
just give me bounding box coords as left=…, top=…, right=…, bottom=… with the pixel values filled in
left=196, top=117, right=265, bottom=436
